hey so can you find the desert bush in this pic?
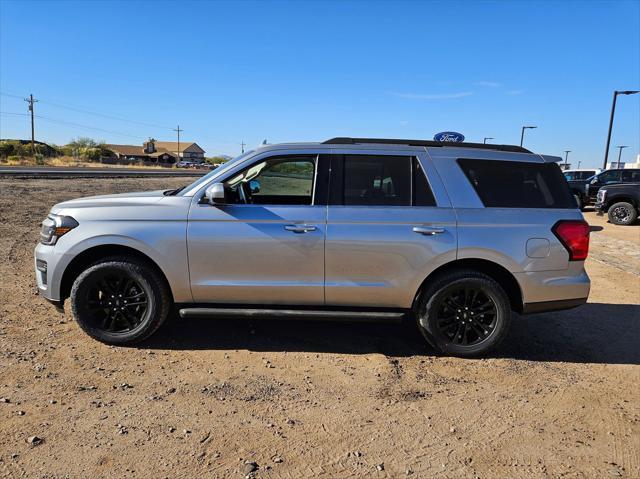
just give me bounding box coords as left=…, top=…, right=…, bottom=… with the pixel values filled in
left=0, top=141, right=15, bottom=158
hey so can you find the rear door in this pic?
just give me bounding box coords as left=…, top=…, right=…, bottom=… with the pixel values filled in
left=324, top=149, right=457, bottom=309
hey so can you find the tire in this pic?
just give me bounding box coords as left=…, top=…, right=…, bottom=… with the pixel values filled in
left=607, top=202, right=638, bottom=226
left=70, top=257, right=171, bottom=345
left=414, top=269, right=511, bottom=357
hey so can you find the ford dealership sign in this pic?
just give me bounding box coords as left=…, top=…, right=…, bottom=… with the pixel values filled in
left=434, top=131, right=465, bottom=142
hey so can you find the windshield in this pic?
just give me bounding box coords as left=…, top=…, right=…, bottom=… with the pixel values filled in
left=178, top=150, right=255, bottom=195
left=564, top=170, right=595, bottom=181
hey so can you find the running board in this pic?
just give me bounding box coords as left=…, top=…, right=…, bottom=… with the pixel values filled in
left=178, top=307, right=406, bottom=322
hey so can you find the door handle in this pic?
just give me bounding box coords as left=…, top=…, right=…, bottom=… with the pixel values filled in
left=413, top=226, right=445, bottom=236
left=285, top=224, right=317, bottom=233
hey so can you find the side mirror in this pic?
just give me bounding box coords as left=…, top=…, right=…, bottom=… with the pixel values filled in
left=204, top=182, right=226, bottom=205
left=249, top=179, right=261, bottom=194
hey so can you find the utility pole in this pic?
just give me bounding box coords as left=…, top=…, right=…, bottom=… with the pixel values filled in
left=24, top=94, right=38, bottom=154
left=563, top=150, right=571, bottom=169
left=173, top=125, right=183, bottom=161
left=241, top=140, right=245, bottom=154
left=603, top=90, right=639, bottom=169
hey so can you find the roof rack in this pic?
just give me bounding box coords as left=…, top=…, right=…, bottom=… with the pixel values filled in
left=323, top=137, right=531, bottom=154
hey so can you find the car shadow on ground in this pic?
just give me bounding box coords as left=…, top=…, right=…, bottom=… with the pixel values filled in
left=143, top=302, right=640, bottom=365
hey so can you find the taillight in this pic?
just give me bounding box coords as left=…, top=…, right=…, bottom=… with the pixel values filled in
left=552, top=220, right=590, bottom=261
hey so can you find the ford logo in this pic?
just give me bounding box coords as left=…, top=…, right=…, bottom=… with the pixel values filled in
left=434, top=131, right=465, bottom=143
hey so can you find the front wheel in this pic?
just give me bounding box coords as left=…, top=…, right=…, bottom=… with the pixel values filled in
left=608, top=202, right=638, bottom=226
left=70, top=258, right=171, bottom=345
left=415, top=270, right=511, bottom=357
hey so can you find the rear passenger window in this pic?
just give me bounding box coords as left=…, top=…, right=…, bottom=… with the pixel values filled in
left=338, top=155, right=437, bottom=206
left=622, top=169, right=640, bottom=182
left=458, top=159, right=574, bottom=208
left=343, top=155, right=411, bottom=206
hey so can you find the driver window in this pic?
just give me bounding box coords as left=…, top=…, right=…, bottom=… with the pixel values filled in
left=224, top=155, right=316, bottom=205
left=598, top=170, right=619, bottom=183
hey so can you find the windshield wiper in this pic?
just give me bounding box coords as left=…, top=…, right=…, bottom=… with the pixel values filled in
left=164, top=185, right=186, bottom=196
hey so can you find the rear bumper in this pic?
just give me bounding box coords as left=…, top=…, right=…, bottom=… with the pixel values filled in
left=521, top=297, right=587, bottom=314
left=513, top=263, right=590, bottom=310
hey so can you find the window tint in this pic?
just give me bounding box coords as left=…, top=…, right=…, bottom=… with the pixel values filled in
left=564, top=170, right=596, bottom=181
left=343, top=155, right=411, bottom=206
left=413, top=157, right=436, bottom=206
left=597, top=170, right=621, bottom=183
left=621, top=169, right=640, bottom=182
left=225, top=155, right=316, bottom=205
left=458, top=159, right=574, bottom=208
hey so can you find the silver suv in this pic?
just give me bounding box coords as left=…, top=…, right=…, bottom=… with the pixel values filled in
left=35, top=138, right=591, bottom=357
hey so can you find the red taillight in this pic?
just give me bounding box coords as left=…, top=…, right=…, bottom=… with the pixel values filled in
left=552, top=220, right=590, bottom=261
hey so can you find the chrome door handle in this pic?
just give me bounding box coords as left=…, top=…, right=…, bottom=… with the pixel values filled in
left=285, top=224, right=317, bottom=233
left=413, top=226, right=445, bottom=235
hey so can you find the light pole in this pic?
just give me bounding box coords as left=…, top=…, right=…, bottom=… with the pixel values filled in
left=520, top=126, right=537, bottom=147
left=603, top=90, right=639, bottom=169
left=563, top=150, right=571, bottom=169
left=615, top=145, right=628, bottom=168
left=483, top=137, right=493, bottom=144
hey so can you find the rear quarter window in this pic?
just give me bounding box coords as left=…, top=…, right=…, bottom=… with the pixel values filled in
left=458, top=159, right=574, bottom=208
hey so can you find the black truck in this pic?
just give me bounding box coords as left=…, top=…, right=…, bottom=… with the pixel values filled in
left=595, top=182, right=640, bottom=225
left=568, top=168, right=640, bottom=210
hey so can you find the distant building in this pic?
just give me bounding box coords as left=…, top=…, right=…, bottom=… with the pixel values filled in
left=607, top=154, right=640, bottom=170
left=105, top=139, right=205, bottom=165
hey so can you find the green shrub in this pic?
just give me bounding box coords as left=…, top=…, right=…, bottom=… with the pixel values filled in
left=0, top=141, right=15, bottom=158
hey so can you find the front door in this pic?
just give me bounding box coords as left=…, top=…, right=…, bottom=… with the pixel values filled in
left=188, top=153, right=327, bottom=305
left=324, top=151, right=457, bottom=309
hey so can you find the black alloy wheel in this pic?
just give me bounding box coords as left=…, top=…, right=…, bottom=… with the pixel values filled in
left=84, top=272, right=148, bottom=334
left=415, top=269, right=511, bottom=357
left=70, top=258, right=171, bottom=345
left=433, top=285, right=498, bottom=347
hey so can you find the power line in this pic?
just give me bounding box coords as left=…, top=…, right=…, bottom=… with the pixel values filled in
left=0, top=111, right=30, bottom=116
left=1, top=91, right=173, bottom=130
left=35, top=114, right=144, bottom=140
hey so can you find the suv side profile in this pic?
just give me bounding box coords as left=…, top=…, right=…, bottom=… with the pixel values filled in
left=35, top=138, right=591, bottom=357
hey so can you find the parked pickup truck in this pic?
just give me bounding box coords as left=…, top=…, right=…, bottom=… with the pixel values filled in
left=595, top=183, right=640, bottom=225
left=569, top=168, right=640, bottom=210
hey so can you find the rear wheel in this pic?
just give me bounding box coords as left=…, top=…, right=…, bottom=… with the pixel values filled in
left=608, top=202, right=638, bottom=226
left=415, top=270, right=511, bottom=357
left=70, top=258, right=171, bottom=345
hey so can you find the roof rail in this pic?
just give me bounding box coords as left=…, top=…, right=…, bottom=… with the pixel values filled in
left=323, top=137, right=531, bottom=154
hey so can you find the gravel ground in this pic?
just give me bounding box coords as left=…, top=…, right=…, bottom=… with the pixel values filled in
left=0, top=178, right=638, bottom=479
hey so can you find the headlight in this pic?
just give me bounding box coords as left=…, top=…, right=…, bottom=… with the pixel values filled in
left=597, top=189, right=607, bottom=202
left=40, top=214, right=78, bottom=245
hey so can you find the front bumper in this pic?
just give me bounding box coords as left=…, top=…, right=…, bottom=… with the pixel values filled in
left=34, top=242, right=67, bottom=305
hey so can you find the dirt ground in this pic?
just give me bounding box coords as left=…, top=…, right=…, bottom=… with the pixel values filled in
left=0, top=178, right=638, bottom=479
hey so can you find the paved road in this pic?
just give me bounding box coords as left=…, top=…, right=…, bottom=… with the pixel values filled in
left=0, top=166, right=207, bottom=178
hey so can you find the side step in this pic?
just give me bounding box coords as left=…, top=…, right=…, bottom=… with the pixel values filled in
left=179, top=307, right=406, bottom=322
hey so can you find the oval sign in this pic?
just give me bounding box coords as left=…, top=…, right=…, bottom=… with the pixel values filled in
left=434, top=131, right=465, bottom=143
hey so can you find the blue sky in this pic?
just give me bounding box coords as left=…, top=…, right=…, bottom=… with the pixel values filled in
left=1, top=0, right=638, bottom=167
